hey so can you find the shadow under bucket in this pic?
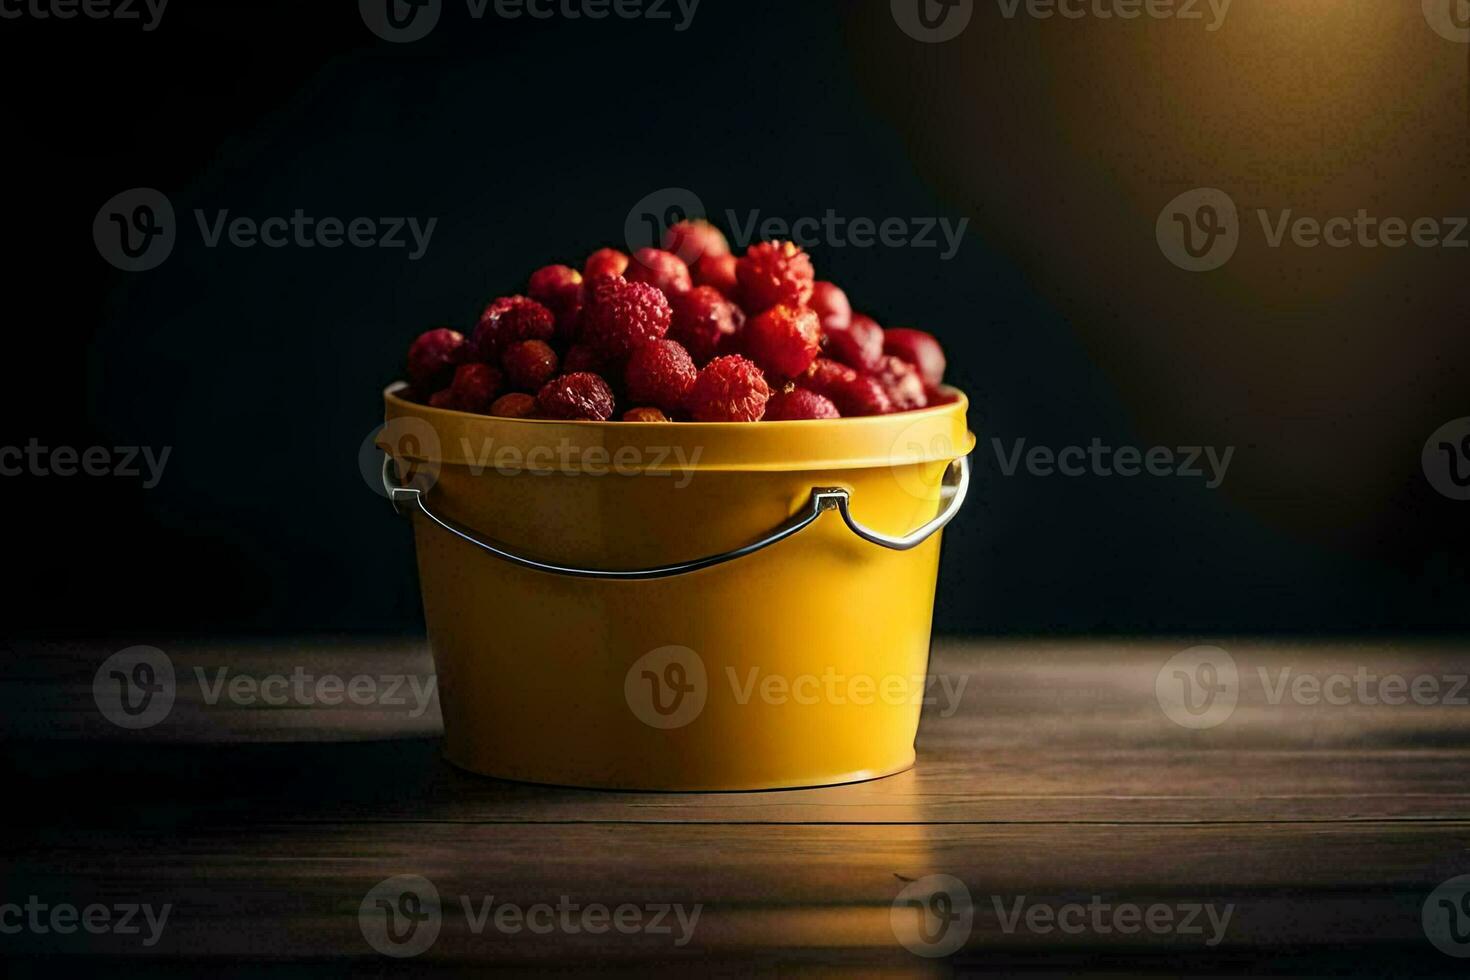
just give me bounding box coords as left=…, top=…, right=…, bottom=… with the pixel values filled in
left=380, top=384, right=975, bottom=791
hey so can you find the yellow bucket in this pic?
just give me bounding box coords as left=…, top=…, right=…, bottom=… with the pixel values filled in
left=380, top=384, right=975, bottom=791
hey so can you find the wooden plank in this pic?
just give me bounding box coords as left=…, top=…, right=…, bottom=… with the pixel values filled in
left=5, top=637, right=1469, bottom=972
left=7, top=637, right=1468, bottom=825
left=11, top=737, right=1470, bottom=828
left=4, top=822, right=1465, bottom=968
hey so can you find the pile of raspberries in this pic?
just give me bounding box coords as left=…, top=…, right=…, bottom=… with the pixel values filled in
left=403, top=222, right=952, bottom=422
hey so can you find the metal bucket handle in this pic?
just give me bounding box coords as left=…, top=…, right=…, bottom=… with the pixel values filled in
left=382, top=453, right=970, bottom=581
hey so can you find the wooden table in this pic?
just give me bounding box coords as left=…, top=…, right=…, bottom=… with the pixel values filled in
left=5, top=637, right=1469, bottom=976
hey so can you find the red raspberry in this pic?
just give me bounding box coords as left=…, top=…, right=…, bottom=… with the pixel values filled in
left=584, top=248, right=630, bottom=279
left=561, top=343, right=608, bottom=375
left=925, top=384, right=960, bottom=406
left=687, top=355, right=771, bottom=422
left=528, top=264, right=584, bottom=341
left=692, top=252, right=739, bottom=298
left=833, top=375, right=894, bottom=417
left=803, top=356, right=858, bottom=396
left=536, top=372, right=616, bottom=421
left=501, top=339, right=559, bottom=392
left=884, top=328, right=947, bottom=387
left=872, top=355, right=928, bottom=412
left=449, top=362, right=501, bottom=412
left=745, top=304, right=821, bottom=378
left=715, top=327, right=748, bottom=359
left=626, top=247, right=693, bottom=297
left=473, top=295, right=554, bottom=359
left=824, top=311, right=884, bottom=372
left=809, top=281, right=852, bottom=333
left=406, top=328, right=466, bottom=390
left=427, top=388, right=459, bottom=410
left=668, top=285, right=744, bottom=365
left=804, top=359, right=893, bottom=417
left=764, top=388, right=840, bottom=421
left=489, top=392, right=538, bottom=418
left=624, top=338, right=697, bottom=414
left=579, top=275, right=672, bottom=359
left=623, top=407, right=670, bottom=423
left=662, top=219, right=730, bottom=266
left=737, top=240, right=815, bottom=313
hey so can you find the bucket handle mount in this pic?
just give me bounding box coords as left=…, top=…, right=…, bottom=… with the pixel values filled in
left=382, top=453, right=969, bottom=581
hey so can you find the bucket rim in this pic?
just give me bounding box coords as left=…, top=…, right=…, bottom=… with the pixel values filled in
left=382, top=381, right=976, bottom=472
left=384, top=380, right=969, bottom=427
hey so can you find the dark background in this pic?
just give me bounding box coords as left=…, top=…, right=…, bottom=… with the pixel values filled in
left=2, top=0, right=1466, bottom=638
